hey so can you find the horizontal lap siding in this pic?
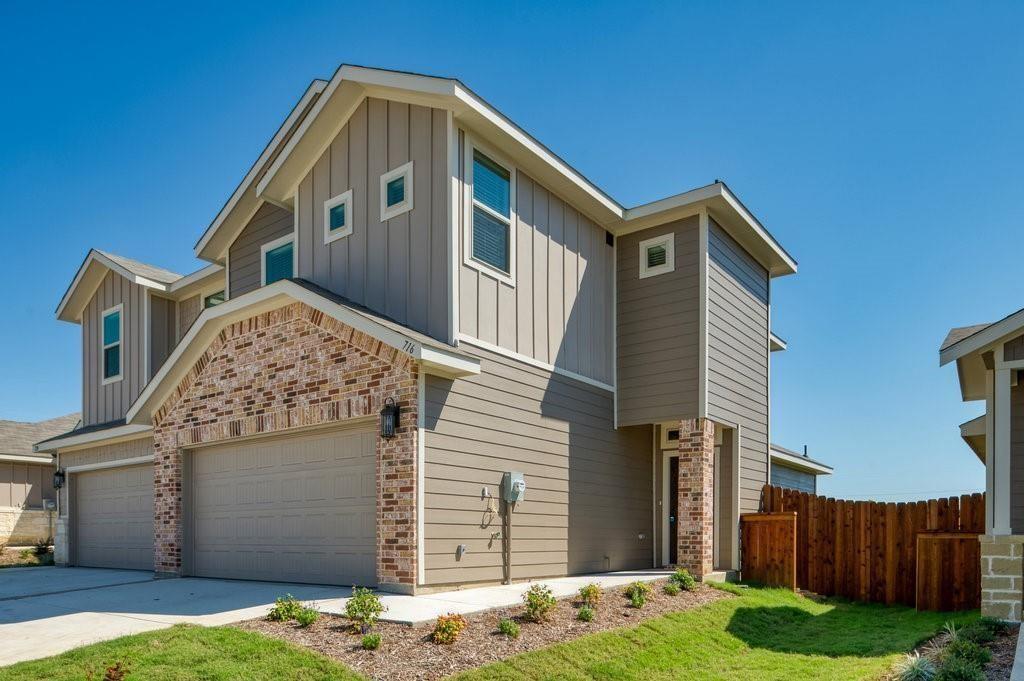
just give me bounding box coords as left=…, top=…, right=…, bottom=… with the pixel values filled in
left=149, top=295, right=176, bottom=380
left=706, top=219, right=769, bottom=514
left=616, top=217, right=700, bottom=426
left=296, top=97, right=449, bottom=342
left=176, top=295, right=202, bottom=343
left=769, top=462, right=816, bottom=494
left=423, top=345, right=652, bottom=586
left=458, top=129, right=614, bottom=385
left=228, top=203, right=294, bottom=298
left=1011, top=382, right=1024, bottom=532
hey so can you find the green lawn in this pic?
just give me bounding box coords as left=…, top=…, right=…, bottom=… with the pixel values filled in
left=0, top=624, right=359, bottom=681
left=452, top=584, right=977, bottom=681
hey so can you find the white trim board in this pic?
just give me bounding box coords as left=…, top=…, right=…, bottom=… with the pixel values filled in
left=34, top=424, right=153, bottom=454
left=457, top=334, right=614, bottom=393
left=66, top=455, right=154, bottom=474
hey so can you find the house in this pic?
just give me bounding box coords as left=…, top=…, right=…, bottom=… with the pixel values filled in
left=1, top=413, right=80, bottom=544
left=769, top=444, right=833, bottom=493
left=34, top=65, right=797, bottom=594
left=940, top=307, right=1024, bottom=620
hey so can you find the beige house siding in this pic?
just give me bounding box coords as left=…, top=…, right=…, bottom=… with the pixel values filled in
left=228, top=202, right=293, bottom=298
left=295, top=97, right=450, bottom=341
left=705, top=219, right=770, bottom=514
left=176, top=294, right=201, bottom=343
left=82, top=271, right=147, bottom=426
left=0, top=461, right=55, bottom=508
left=57, top=437, right=154, bottom=516
left=1006, top=334, right=1024, bottom=362
left=770, top=462, right=816, bottom=494
left=423, top=344, right=652, bottom=587
left=149, top=295, right=176, bottom=378
left=615, top=216, right=701, bottom=427
left=458, top=129, right=614, bottom=385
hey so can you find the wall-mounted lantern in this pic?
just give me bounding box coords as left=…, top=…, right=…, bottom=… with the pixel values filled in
left=380, top=397, right=401, bottom=439
left=53, top=469, right=66, bottom=490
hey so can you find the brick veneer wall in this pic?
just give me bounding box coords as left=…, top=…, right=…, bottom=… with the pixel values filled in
left=980, top=535, right=1024, bottom=621
left=677, top=417, right=715, bottom=578
left=152, top=302, right=419, bottom=591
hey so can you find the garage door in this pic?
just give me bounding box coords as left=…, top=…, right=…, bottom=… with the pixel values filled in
left=75, top=465, right=154, bottom=570
left=189, top=427, right=376, bottom=586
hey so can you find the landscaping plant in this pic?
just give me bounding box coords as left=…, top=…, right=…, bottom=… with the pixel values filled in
left=670, top=568, right=697, bottom=592
left=578, top=583, right=602, bottom=606
left=663, top=581, right=681, bottom=596
left=295, top=607, right=319, bottom=628
left=523, top=584, right=557, bottom=622
left=957, top=622, right=994, bottom=645
left=576, top=604, right=594, bottom=622
left=345, top=586, right=385, bottom=634
left=934, top=656, right=985, bottom=681
left=34, top=538, right=51, bottom=556
left=361, top=633, right=382, bottom=650
left=976, top=616, right=1010, bottom=635
left=624, top=581, right=652, bottom=608
left=497, top=618, right=520, bottom=639
left=432, top=613, right=469, bottom=645
left=267, top=594, right=304, bottom=622
left=892, top=652, right=937, bottom=681
left=940, top=639, right=991, bottom=668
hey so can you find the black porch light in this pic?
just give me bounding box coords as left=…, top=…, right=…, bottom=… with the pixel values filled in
left=53, top=468, right=66, bottom=490
left=380, top=397, right=401, bottom=439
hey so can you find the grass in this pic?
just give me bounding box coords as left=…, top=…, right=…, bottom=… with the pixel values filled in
left=0, top=624, right=361, bottom=681
left=452, top=584, right=978, bottom=681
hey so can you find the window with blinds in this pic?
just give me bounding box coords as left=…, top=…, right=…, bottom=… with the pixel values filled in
left=471, top=149, right=512, bottom=274
left=101, top=305, right=122, bottom=383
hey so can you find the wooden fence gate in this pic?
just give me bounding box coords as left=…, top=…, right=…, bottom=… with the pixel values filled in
left=741, top=485, right=984, bottom=610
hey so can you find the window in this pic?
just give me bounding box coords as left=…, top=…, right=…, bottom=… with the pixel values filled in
left=323, top=189, right=353, bottom=244
left=465, top=142, right=515, bottom=284
left=204, top=290, right=225, bottom=309
left=261, top=236, right=294, bottom=285
left=380, top=161, right=413, bottom=221
left=101, top=305, right=122, bottom=384
left=638, top=234, right=675, bottom=279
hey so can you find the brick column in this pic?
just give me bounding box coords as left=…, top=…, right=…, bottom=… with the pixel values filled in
left=153, top=438, right=183, bottom=576
left=677, top=417, right=715, bottom=578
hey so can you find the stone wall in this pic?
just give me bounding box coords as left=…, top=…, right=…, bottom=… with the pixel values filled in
left=0, top=507, right=55, bottom=545
left=980, top=534, right=1024, bottom=621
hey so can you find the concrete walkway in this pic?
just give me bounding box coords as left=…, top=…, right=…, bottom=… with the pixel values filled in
left=0, top=567, right=672, bottom=666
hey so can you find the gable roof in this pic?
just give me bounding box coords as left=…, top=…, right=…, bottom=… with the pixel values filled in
left=941, top=323, right=993, bottom=353
left=198, top=64, right=797, bottom=277
left=769, top=444, right=833, bottom=476
left=0, top=413, right=81, bottom=463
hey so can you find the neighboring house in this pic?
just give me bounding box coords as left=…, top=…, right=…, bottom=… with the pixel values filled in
left=769, top=444, right=833, bottom=494
left=35, top=65, right=797, bottom=594
left=1, top=413, right=80, bottom=544
left=940, top=307, right=1024, bottom=621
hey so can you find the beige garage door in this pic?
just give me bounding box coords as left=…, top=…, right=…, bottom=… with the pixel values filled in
left=75, top=465, right=154, bottom=570
left=189, top=427, right=376, bottom=586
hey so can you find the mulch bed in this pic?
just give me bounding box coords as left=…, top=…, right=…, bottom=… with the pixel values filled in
left=236, top=579, right=729, bottom=681
left=985, top=625, right=1019, bottom=681
left=0, top=547, right=52, bottom=569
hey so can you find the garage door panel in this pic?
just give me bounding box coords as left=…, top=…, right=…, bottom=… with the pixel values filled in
left=74, top=464, right=154, bottom=571
left=191, top=428, right=376, bottom=586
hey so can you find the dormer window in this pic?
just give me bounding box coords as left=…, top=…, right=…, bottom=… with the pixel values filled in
left=380, top=162, right=413, bottom=221
left=101, top=304, right=122, bottom=384
left=324, top=189, right=353, bottom=244
left=639, top=234, right=675, bottom=279
left=204, top=290, right=225, bottom=308
left=261, top=236, right=294, bottom=285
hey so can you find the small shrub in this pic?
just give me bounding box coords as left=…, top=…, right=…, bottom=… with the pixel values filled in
left=670, top=568, right=697, bottom=591
left=976, top=616, right=1010, bottom=635
left=942, top=621, right=960, bottom=643
left=941, top=639, right=991, bottom=668
left=578, top=583, right=602, bottom=606
left=345, top=586, right=385, bottom=633
left=432, top=613, right=468, bottom=645
left=523, top=584, right=557, bottom=622
left=957, top=622, right=995, bottom=645
left=663, top=581, right=681, bottom=596
left=361, top=633, right=382, bottom=650
left=497, top=618, right=520, bottom=639
left=892, top=652, right=937, bottom=681
left=577, top=604, right=595, bottom=622
left=267, top=594, right=303, bottom=622
left=624, top=581, right=653, bottom=608
left=295, top=607, right=319, bottom=628
left=34, top=539, right=51, bottom=556
left=19, top=548, right=33, bottom=560
left=935, top=657, right=985, bottom=681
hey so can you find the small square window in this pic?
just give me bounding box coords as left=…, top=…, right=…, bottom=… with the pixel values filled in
left=261, top=237, right=294, bottom=285
left=323, top=189, right=353, bottom=244
left=101, top=305, right=122, bottom=384
left=638, top=234, right=675, bottom=279
left=380, top=161, right=413, bottom=221
left=204, top=290, right=225, bottom=308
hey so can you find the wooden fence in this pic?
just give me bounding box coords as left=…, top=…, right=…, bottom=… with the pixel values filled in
left=740, top=512, right=797, bottom=590
left=749, top=484, right=984, bottom=608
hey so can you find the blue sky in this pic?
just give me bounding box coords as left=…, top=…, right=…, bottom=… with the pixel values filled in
left=1, top=1, right=1021, bottom=500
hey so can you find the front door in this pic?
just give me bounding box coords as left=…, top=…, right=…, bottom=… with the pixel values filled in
left=669, top=456, right=679, bottom=564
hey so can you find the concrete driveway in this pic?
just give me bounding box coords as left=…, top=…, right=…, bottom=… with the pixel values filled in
left=0, top=567, right=351, bottom=666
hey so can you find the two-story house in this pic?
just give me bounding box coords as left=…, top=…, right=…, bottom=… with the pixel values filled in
left=35, top=65, right=797, bottom=594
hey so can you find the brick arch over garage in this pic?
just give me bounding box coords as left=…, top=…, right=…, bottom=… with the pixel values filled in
left=151, top=302, right=418, bottom=590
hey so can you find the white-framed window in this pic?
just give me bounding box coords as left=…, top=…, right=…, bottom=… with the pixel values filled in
left=261, top=235, right=294, bottom=285
left=101, top=304, right=123, bottom=385
left=204, top=290, right=226, bottom=309
left=463, top=138, right=516, bottom=286
left=323, top=189, right=353, bottom=244
left=380, top=161, right=413, bottom=221
left=638, top=233, right=675, bottom=279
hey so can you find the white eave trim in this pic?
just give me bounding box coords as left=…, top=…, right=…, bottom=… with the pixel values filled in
left=167, top=264, right=224, bottom=296
left=66, top=454, right=153, bottom=474
left=769, top=332, right=788, bottom=352
left=941, top=310, right=1024, bottom=366
left=0, top=453, right=54, bottom=465
left=769, top=448, right=833, bottom=475
left=33, top=423, right=153, bottom=454
left=125, top=279, right=479, bottom=425
left=56, top=251, right=174, bottom=321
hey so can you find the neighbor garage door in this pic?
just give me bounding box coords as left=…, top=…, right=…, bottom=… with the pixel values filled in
left=74, top=465, right=154, bottom=570
left=189, top=427, right=376, bottom=586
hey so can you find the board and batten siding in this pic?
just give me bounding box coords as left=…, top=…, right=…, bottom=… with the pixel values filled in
left=295, top=97, right=450, bottom=341
left=423, top=345, right=652, bottom=586
left=458, top=130, right=615, bottom=385
left=82, top=271, right=147, bottom=427
left=0, top=462, right=55, bottom=508
left=615, top=216, right=701, bottom=426
left=705, top=218, right=770, bottom=515
left=1011, top=381, right=1024, bottom=533
left=228, top=202, right=294, bottom=298
left=770, top=462, right=817, bottom=494
left=57, top=437, right=154, bottom=516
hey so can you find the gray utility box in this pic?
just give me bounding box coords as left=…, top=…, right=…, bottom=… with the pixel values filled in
left=501, top=471, right=527, bottom=503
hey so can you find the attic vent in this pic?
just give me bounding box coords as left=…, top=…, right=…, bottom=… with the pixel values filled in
left=638, top=234, right=674, bottom=279
left=647, top=245, right=666, bottom=268
left=605, top=231, right=614, bottom=247
left=666, top=429, right=680, bottom=441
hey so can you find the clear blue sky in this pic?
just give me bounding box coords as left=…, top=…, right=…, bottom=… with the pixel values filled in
left=2, top=2, right=1021, bottom=500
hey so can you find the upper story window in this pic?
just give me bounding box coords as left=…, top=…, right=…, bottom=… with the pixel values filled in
left=101, top=304, right=122, bottom=384
left=380, top=161, right=413, bottom=221
left=324, top=189, right=353, bottom=244
left=261, top=236, right=294, bottom=285
left=204, top=290, right=225, bottom=308
left=465, top=141, right=516, bottom=285
left=638, top=233, right=675, bottom=279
